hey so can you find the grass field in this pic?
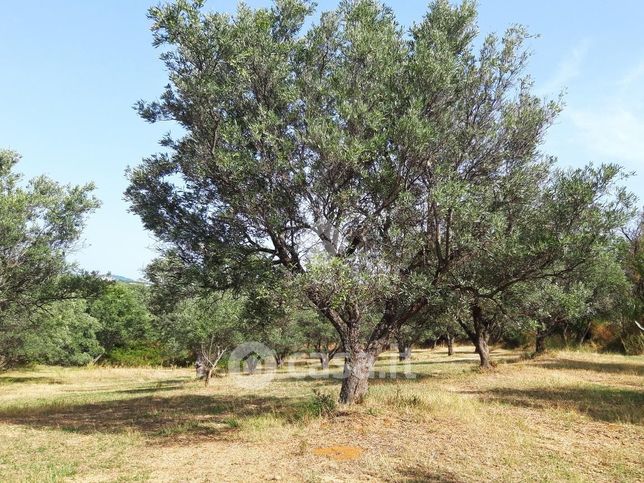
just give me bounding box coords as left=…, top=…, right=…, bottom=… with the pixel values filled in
left=0, top=347, right=642, bottom=482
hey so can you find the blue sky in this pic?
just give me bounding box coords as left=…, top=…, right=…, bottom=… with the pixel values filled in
left=1, top=1, right=642, bottom=279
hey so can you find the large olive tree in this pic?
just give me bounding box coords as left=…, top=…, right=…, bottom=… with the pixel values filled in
left=126, top=0, right=628, bottom=402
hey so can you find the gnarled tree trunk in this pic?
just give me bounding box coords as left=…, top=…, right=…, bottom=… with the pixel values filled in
left=275, top=353, right=286, bottom=369
left=316, top=343, right=341, bottom=369
left=319, top=352, right=330, bottom=369
left=579, top=322, right=592, bottom=346
left=195, top=341, right=227, bottom=386
left=393, top=331, right=412, bottom=361
left=471, top=304, right=492, bottom=369
left=339, top=350, right=376, bottom=404
left=474, top=334, right=491, bottom=369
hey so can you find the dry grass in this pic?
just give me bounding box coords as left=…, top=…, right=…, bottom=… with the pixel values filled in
left=0, top=347, right=642, bottom=482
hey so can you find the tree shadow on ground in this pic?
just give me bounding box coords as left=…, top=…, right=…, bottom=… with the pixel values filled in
left=0, top=376, right=64, bottom=385
left=533, top=358, right=644, bottom=376
left=396, top=465, right=465, bottom=482
left=397, top=358, right=479, bottom=367
left=0, top=392, right=302, bottom=442
left=277, top=374, right=342, bottom=386
left=468, top=385, right=644, bottom=424
left=111, top=384, right=190, bottom=395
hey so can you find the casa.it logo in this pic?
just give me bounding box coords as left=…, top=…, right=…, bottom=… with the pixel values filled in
left=228, top=341, right=276, bottom=389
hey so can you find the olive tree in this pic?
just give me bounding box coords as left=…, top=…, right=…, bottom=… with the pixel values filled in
left=450, top=166, right=633, bottom=367
left=160, top=292, right=245, bottom=385
left=126, top=0, right=631, bottom=401
left=0, top=150, right=99, bottom=366
left=242, top=280, right=307, bottom=368
left=514, top=248, right=629, bottom=355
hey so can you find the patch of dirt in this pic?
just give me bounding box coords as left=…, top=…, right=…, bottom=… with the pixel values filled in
left=313, top=445, right=364, bottom=461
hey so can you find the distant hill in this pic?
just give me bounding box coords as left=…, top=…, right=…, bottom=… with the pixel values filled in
left=101, top=274, right=144, bottom=284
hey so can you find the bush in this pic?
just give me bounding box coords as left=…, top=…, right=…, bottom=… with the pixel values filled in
left=501, top=330, right=532, bottom=349
left=620, top=332, right=644, bottom=355
left=107, top=344, right=165, bottom=366
left=299, top=389, right=337, bottom=419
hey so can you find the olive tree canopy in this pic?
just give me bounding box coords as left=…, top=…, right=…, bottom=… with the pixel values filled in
left=127, top=0, right=633, bottom=402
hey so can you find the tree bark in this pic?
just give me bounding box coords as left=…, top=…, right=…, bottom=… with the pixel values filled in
left=195, top=353, right=207, bottom=379
left=319, top=352, right=330, bottom=369
left=246, top=356, right=259, bottom=374
left=562, top=325, right=570, bottom=346
left=471, top=304, right=492, bottom=369
left=204, top=367, right=213, bottom=387
left=398, top=345, right=411, bottom=361
left=475, top=335, right=491, bottom=369
left=447, top=334, right=454, bottom=356
left=535, top=327, right=547, bottom=355
left=339, top=350, right=376, bottom=404
left=579, top=322, right=592, bottom=346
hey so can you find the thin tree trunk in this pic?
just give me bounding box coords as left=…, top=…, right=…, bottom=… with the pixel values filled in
left=195, top=353, right=207, bottom=379
left=447, top=334, right=454, bottom=356
left=204, top=367, right=213, bottom=387
left=535, top=327, right=547, bottom=355
left=579, top=322, right=592, bottom=346
left=339, top=350, right=376, bottom=404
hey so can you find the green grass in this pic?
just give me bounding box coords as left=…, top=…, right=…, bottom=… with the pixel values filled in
left=0, top=348, right=642, bottom=482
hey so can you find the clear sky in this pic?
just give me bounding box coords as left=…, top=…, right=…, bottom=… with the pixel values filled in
left=1, top=1, right=642, bottom=279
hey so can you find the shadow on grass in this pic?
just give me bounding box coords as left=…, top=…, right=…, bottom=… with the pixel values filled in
left=112, top=385, right=190, bottom=395
left=471, top=385, right=644, bottom=424
left=277, top=374, right=341, bottom=386
left=0, top=392, right=302, bottom=442
left=533, top=358, right=644, bottom=376
left=397, top=465, right=465, bottom=482
left=0, top=376, right=64, bottom=385
left=397, top=358, right=479, bottom=367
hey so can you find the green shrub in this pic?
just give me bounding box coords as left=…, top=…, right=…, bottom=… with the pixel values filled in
left=621, top=332, right=644, bottom=355
left=299, top=389, right=336, bottom=419
left=107, top=344, right=165, bottom=366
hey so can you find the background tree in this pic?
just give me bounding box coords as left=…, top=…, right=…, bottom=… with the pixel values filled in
left=0, top=299, right=102, bottom=366
left=243, top=278, right=307, bottom=368
left=89, top=282, right=154, bottom=358
left=431, top=301, right=468, bottom=356
left=298, top=312, right=342, bottom=369
left=449, top=165, right=633, bottom=368
left=169, top=293, right=244, bottom=385
left=0, top=149, right=100, bottom=367
left=515, top=248, right=629, bottom=355
left=612, top=213, right=644, bottom=354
